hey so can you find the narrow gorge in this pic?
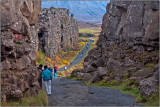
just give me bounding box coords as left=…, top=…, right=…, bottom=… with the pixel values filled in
left=1, top=1, right=159, bottom=106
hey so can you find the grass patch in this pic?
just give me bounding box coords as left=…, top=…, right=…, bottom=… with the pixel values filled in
left=145, top=63, right=156, bottom=68
left=123, top=48, right=132, bottom=54
left=36, top=49, right=46, bottom=66
left=136, top=91, right=159, bottom=106
left=79, top=29, right=100, bottom=34
left=1, top=90, right=48, bottom=106
left=87, top=79, right=140, bottom=97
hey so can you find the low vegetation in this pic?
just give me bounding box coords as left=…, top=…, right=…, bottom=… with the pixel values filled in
left=79, top=29, right=100, bottom=34
left=70, top=76, right=158, bottom=106
left=1, top=90, right=48, bottom=106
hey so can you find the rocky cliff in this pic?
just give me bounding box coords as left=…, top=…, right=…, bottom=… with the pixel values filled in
left=77, top=1, right=159, bottom=98
left=1, top=1, right=41, bottom=102
left=36, top=7, right=79, bottom=59
left=1, top=1, right=79, bottom=102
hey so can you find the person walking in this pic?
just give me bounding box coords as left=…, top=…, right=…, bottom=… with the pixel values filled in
left=38, top=64, right=44, bottom=88
left=81, top=51, right=83, bottom=57
left=64, top=66, right=67, bottom=71
left=41, top=65, right=53, bottom=96
left=38, top=64, right=44, bottom=71
left=54, top=65, right=58, bottom=78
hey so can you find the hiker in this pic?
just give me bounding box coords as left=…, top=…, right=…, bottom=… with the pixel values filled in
left=81, top=51, right=83, bottom=57
left=38, top=64, right=43, bottom=88
left=48, top=67, right=53, bottom=73
left=54, top=65, right=58, bottom=78
left=38, top=64, right=44, bottom=71
left=64, top=66, right=67, bottom=71
left=41, top=65, right=53, bottom=96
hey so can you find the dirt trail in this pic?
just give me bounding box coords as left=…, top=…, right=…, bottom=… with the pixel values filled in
left=48, top=78, right=140, bottom=106
left=58, top=39, right=93, bottom=72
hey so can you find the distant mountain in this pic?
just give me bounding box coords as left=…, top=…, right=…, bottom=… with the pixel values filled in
left=41, top=1, right=110, bottom=23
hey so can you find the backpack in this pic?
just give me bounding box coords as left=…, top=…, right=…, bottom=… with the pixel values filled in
left=49, top=68, right=53, bottom=73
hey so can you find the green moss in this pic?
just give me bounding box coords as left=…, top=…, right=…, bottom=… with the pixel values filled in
left=145, top=63, right=156, bottom=68
left=106, top=80, right=119, bottom=86
left=136, top=94, right=148, bottom=103
left=110, top=13, right=118, bottom=17
left=136, top=91, right=159, bottom=106
left=109, top=44, right=117, bottom=51
left=123, top=48, right=132, bottom=54
left=112, top=56, right=118, bottom=60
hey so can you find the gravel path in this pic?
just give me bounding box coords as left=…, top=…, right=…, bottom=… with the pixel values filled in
left=48, top=77, right=140, bottom=106
left=58, top=39, right=93, bottom=72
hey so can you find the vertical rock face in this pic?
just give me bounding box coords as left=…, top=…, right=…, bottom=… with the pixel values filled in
left=81, top=1, right=159, bottom=97
left=36, top=7, right=79, bottom=59
left=1, top=1, right=41, bottom=102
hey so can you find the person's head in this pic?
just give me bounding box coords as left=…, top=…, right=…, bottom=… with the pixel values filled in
left=39, top=64, right=43, bottom=68
left=44, top=65, right=48, bottom=69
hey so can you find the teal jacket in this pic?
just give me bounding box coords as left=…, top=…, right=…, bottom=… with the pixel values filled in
left=41, top=68, right=53, bottom=81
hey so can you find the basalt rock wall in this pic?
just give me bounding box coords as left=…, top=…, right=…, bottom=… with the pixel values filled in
left=1, top=1, right=41, bottom=102
left=79, top=1, right=159, bottom=97
left=36, top=7, right=79, bottom=59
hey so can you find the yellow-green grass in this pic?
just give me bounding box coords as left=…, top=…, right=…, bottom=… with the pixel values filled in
left=135, top=91, right=159, bottom=106
left=1, top=90, right=48, bottom=106
left=79, top=29, right=100, bottom=34
left=36, top=49, right=46, bottom=66
left=79, top=37, right=90, bottom=42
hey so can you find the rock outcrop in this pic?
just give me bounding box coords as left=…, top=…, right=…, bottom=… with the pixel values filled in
left=1, top=1, right=41, bottom=102
left=78, top=1, right=159, bottom=97
left=36, top=7, right=79, bottom=59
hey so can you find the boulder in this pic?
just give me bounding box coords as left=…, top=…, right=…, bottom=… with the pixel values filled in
left=84, top=65, right=97, bottom=73
left=77, top=73, right=92, bottom=80
left=70, top=69, right=82, bottom=77
left=88, top=71, right=102, bottom=83
left=153, top=65, right=159, bottom=85
left=139, top=77, right=157, bottom=96
left=1, top=60, right=11, bottom=70
left=16, top=55, right=31, bottom=70
left=10, top=89, right=23, bottom=100
left=97, top=67, right=109, bottom=77
left=107, top=58, right=122, bottom=72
